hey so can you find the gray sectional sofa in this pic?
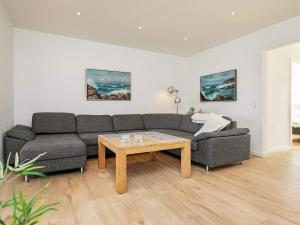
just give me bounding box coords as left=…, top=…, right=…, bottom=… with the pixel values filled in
left=4, top=112, right=250, bottom=177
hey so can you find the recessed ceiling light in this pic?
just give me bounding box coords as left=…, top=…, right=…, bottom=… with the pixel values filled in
left=231, top=11, right=235, bottom=16
left=77, top=11, right=81, bottom=16
left=138, top=25, right=143, bottom=30
left=184, top=37, right=188, bottom=41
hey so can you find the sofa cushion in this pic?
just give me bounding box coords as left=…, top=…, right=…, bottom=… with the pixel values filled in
left=6, top=125, right=36, bottom=141
left=192, top=128, right=250, bottom=142
left=112, top=114, right=145, bottom=131
left=76, top=115, right=113, bottom=133
left=20, top=134, right=85, bottom=161
left=153, top=129, right=197, bottom=150
left=178, top=115, right=202, bottom=133
left=143, top=114, right=182, bottom=130
left=78, top=133, right=99, bottom=146
left=79, top=130, right=144, bottom=146
left=32, top=113, right=76, bottom=134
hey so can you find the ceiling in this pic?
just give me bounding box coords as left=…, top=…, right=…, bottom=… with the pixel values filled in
left=2, top=0, right=300, bottom=57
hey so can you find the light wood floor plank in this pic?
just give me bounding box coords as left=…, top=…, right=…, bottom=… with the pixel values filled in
left=1, top=151, right=300, bottom=224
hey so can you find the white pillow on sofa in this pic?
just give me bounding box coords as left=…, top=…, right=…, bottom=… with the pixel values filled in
left=194, top=113, right=231, bottom=136
left=191, top=112, right=211, bottom=123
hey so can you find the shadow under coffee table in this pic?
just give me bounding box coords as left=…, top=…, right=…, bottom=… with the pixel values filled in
left=98, top=131, right=191, bottom=194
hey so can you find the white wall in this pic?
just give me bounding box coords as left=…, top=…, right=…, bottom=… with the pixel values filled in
left=14, top=29, right=188, bottom=126
left=0, top=2, right=14, bottom=161
left=14, top=15, right=300, bottom=156
left=184, top=15, right=300, bottom=156
left=265, top=43, right=300, bottom=152
left=291, top=63, right=300, bottom=124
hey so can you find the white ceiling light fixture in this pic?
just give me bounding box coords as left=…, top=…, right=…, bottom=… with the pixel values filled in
left=76, top=0, right=81, bottom=16
left=231, top=11, right=235, bottom=16
left=184, top=36, right=188, bottom=41
left=138, top=25, right=143, bottom=30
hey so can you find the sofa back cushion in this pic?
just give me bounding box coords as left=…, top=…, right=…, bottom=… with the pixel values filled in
left=178, top=115, right=202, bottom=133
left=76, top=115, right=113, bottom=133
left=143, top=114, right=182, bottom=130
left=32, top=112, right=76, bottom=134
left=112, top=114, right=145, bottom=131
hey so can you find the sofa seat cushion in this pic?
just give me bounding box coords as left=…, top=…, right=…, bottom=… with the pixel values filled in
left=20, top=134, right=86, bottom=161
left=32, top=113, right=76, bottom=134
left=112, top=114, right=145, bottom=131
left=152, top=129, right=197, bottom=150
left=78, top=133, right=100, bottom=146
left=192, top=128, right=250, bottom=142
left=76, top=115, right=113, bottom=133
left=143, top=114, right=182, bottom=130
left=79, top=130, right=145, bottom=146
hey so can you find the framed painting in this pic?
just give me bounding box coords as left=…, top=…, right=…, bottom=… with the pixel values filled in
left=86, top=69, right=131, bottom=101
left=200, top=69, right=237, bottom=102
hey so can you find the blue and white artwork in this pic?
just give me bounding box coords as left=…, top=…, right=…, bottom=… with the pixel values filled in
left=86, top=69, right=131, bottom=100
left=200, top=70, right=237, bottom=101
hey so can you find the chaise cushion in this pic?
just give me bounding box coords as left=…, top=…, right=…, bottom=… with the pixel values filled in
left=153, top=129, right=197, bottom=150
left=143, top=114, right=182, bottom=130
left=178, top=115, right=202, bottom=133
left=192, top=128, right=250, bottom=142
left=112, top=114, right=145, bottom=131
left=20, top=134, right=85, bottom=161
left=32, top=113, right=76, bottom=134
left=76, top=115, right=113, bottom=133
left=6, top=125, right=36, bottom=141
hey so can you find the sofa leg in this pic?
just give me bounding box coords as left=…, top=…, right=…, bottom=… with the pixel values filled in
left=205, top=166, right=209, bottom=173
left=25, top=175, right=29, bottom=183
left=80, top=167, right=84, bottom=175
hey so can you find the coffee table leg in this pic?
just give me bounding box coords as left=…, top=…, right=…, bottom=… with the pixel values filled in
left=149, top=151, right=157, bottom=161
left=181, top=142, right=191, bottom=178
left=98, top=141, right=106, bottom=169
left=116, top=151, right=127, bottom=194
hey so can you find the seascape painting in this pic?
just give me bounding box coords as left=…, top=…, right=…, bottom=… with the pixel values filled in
left=86, top=69, right=131, bottom=100
left=200, top=70, right=237, bottom=102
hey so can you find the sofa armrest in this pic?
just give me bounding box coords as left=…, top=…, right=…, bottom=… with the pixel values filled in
left=6, top=125, right=36, bottom=141
left=192, top=128, right=249, bottom=142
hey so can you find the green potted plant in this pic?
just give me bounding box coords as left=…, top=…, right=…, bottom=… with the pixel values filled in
left=0, top=153, right=58, bottom=225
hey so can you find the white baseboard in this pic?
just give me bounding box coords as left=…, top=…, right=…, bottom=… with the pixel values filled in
left=251, top=146, right=291, bottom=158
left=264, top=146, right=291, bottom=156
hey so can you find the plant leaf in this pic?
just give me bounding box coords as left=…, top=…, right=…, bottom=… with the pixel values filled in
left=19, top=153, right=47, bottom=168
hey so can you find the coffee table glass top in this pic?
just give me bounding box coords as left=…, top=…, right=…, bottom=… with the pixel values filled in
left=102, top=131, right=179, bottom=141
left=99, top=131, right=189, bottom=149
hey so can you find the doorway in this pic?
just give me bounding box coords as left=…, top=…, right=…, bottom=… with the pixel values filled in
left=291, top=62, right=300, bottom=148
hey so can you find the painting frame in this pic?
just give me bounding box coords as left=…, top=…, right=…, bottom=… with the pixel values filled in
left=200, top=69, right=237, bottom=102
left=86, top=68, right=131, bottom=101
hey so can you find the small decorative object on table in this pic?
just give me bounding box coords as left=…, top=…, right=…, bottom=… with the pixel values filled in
left=121, top=134, right=130, bottom=143
left=135, top=134, right=143, bottom=143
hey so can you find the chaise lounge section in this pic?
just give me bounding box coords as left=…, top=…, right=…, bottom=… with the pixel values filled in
left=5, top=113, right=87, bottom=177
left=4, top=112, right=250, bottom=175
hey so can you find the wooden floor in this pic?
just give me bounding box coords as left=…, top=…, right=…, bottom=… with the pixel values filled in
left=1, top=151, right=300, bottom=225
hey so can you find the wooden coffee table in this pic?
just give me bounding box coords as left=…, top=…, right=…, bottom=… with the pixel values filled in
left=98, top=131, right=191, bottom=194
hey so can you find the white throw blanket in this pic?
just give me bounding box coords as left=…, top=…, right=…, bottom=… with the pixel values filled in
left=192, top=113, right=231, bottom=136
left=191, top=113, right=212, bottom=123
